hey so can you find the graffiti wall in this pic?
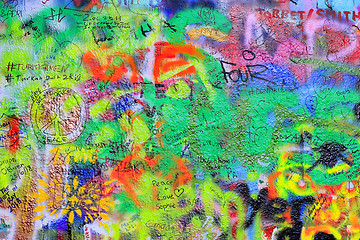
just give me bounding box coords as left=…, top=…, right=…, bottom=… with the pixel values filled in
left=1, top=0, right=360, bottom=239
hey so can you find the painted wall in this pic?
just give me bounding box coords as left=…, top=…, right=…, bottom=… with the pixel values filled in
left=0, top=0, right=359, bottom=239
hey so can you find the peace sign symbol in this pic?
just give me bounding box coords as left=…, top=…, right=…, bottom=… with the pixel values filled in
left=31, top=88, right=86, bottom=144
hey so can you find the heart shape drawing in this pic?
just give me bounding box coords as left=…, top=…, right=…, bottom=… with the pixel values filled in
left=313, top=74, right=336, bottom=100
left=174, top=188, right=184, bottom=197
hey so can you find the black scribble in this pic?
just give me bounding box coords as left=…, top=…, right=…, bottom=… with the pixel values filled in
left=306, top=142, right=351, bottom=173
